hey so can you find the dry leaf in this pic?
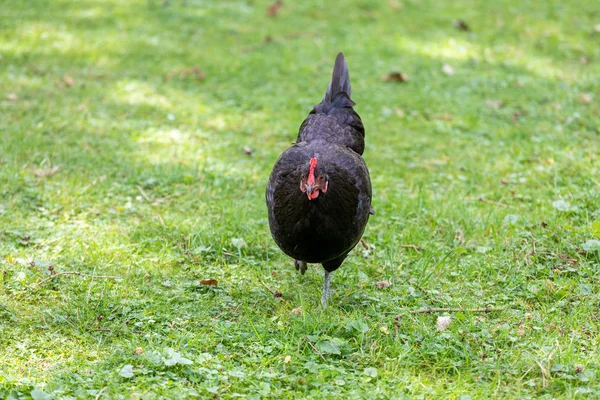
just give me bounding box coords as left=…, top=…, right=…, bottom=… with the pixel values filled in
left=64, top=75, right=75, bottom=87
left=290, top=306, right=302, bottom=315
left=486, top=100, right=504, bottom=109
left=395, top=108, right=405, bottom=118
left=383, top=72, right=409, bottom=82
left=267, top=0, right=282, bottom=17
left=243, top=146, right=253, bottom=155
left=441, top=64, right=455, bottom=75
left=133, top=347, right=144, bottom=355
left=579, top=93, right=592, bottom=104
left=33, top=166, right=60, bottom=177
left=433, top=113, right=453, bottom=121
left=379, top=325, right=390, bottom=335
left=284, top=355, right=291, bottom=364
left=580, top=55, right=591, bottom=64
left=388, top=0, right=402, bottom=9
left=376, top=281, right=392, bottom=289
left=200, top=279, right=218, bottom=286
left=512, top=110, right=525, bottom=123
left=167, top=66, right=205, bottom=81
left=6, top=93, right=19, bottom=101
left=437, top=316, right=451, bottom=331
left=453, top=19, right=470, bottom=31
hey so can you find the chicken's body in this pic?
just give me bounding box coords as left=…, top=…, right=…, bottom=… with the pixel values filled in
left=266, top=53, right=373, bottom=307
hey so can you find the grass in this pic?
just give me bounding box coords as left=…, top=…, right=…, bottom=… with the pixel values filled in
left=1, top=0, right=599, bottom=398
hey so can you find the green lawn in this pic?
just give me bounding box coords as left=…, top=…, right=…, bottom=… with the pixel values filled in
left=1, top=0, right=600, bottom=398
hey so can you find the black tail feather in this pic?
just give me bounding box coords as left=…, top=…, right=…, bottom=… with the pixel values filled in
left=324, top=52, right=352, bottom=104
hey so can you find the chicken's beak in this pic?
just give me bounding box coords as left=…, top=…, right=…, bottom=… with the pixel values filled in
left=305, top=184, right=321, bottom=200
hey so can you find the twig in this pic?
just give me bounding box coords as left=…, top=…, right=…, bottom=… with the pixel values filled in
left=95, top=387, right=107, bottom=400
left=402, top=244, right=423, bottom=251
left=297, top=336, right=308, bottom=351
left=137, top=185, right=152, bottom=202
left=307, top=341, right=327, bottom=362
left=360, top=238, right=369, bottom=249
left=478, top=196, right=507, bottom=208
left=394, top=306, right=503, bottom=320
left=181, top=234, right=194, bottom=260
left=35, top=272, right=120, bottom=287
left=86, top=327, right=144, bottom=334
left=259, top=280, right=285, bottom=301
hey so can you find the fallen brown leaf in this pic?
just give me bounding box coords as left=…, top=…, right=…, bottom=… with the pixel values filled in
left=512, top=110, right=525, bottom=123
left=64, top=75, right=75, bottom=87
left=454, top=230, right=465, bottom=244
left=486, top=99, right=504, bottom=109
left=453, top=19, right=470, bottom=31
left=33, top=166, right=60, bottom=177
left=200, top=279, right=218, bottom=286
left=6, top=93, right=19, bottom=101
left=383, top=72, right=409, bottom=82
left=167, top=66, right=205, bottom=81
left=290, top=306, right=302, bottom=315
left=388, top=0, right=402, bottom=9
left=267, top=0, right=282, bottom=17
left=433, top=113, right=453, bottom=121
left=579, top=93, right=592, bottom=104
left=376, top=281, right=392, bottom=289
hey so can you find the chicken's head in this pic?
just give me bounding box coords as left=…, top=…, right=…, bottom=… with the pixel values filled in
left=300, top=157, right=328, bottom=200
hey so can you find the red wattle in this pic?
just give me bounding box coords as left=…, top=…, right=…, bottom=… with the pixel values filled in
left=308, top=190, right=319, bottom=200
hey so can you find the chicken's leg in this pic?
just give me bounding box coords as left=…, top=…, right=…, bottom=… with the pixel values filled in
left=320, top=253, right=347, bottom=308
left=294, top=260, right=307, bottom=275
left=321, top=270, right=331, bottom=308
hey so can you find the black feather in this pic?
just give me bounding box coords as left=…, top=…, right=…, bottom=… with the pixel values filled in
left=266, top=52, right=373, bottom=306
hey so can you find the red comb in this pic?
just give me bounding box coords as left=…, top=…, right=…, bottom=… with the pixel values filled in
left=307, top=157, right=317, bottom=185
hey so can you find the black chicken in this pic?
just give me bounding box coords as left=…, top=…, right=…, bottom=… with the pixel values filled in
left=266, top=52, right=374, bottom=307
